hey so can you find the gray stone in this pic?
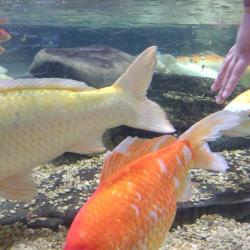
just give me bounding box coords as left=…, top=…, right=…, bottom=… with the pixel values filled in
left=29, top=45, right=134, bottom=88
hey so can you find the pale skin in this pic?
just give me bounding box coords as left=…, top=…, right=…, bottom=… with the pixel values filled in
left=211, top=0, right=250, bottom=104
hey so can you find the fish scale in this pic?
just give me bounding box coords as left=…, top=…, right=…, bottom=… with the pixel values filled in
left=0, top=88, right=126, bottom=178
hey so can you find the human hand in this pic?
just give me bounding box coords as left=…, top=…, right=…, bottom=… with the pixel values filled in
left=211, top=12, right=250, bottom=103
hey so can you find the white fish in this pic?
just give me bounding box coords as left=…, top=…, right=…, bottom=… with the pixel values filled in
left=156, top=53, right=218, bottom=79
left=0, top=46, right=175, bottom=201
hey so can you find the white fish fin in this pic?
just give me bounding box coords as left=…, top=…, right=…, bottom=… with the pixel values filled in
left=177, top=177, right=194, bottom=202
left=131, top=98, right=175, bottom=133
left=0, top=172, right=37, bottom=201
left=100, top=135, right=176, bottom=184
left=0, top=78, right=95, bottom=92
left=223, top=122, right=250, bottom=137
left=113, top=46, right=175, bottom=134
left=179, top=110, right=249, bottom=172
left=114, top=46, right=157, bottom=97
left=192, top=143, right=229, bottom=172
left=69, top=134, right=105, bottom=154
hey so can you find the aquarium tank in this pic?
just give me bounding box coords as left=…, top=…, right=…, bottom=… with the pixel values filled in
left=0, top=0, right=249, bottom=249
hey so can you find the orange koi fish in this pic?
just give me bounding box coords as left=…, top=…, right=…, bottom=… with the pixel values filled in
left=0, top=46, right=5, bottom=55
left=0, top=29, right=11, bottom=43
left=64, top=93, right=249, bottom=249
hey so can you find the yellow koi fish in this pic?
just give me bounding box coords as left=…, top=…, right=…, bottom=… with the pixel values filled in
left=0, top=46, right=175, bottom=201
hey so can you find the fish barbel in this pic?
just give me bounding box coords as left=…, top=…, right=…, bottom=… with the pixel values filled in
left=64, top=92, right=250, bottom=249
left=0, top=46, right=175, bottom=201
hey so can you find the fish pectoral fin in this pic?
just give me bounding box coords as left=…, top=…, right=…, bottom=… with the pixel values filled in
left=69, top=134, right=106, bottom=155
left=177, top=178, right=194, bottom=203
left=0, top=172, right=37, bottom=201
left=100, top=135, right=176, bottom=184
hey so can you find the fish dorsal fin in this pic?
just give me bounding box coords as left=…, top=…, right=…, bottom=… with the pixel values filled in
left=100, top=135, right=176, bottom=184
left=0, top=78, right=95, bottom=92
left=114, top=46, right=157, bottom=97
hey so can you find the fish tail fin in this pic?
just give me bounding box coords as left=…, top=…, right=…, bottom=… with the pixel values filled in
left=113, top=46, right=175, bottom=133
left=179, top=110, right=249, bottom=172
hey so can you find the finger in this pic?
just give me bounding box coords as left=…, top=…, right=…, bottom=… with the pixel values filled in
left=228, top=45, right=236, bottom=55
left=211, top=52, right=233, bottom=91
left=221, top=60, right=247, bottom=99
left=218, top=57, right=238, bottom=97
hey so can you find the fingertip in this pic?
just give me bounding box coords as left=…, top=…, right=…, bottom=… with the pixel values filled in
left=222, top=91, right=228, bottom=99
left=222, top=88, right=233, bottom=100
left=215, top=95, right=224, bottom=104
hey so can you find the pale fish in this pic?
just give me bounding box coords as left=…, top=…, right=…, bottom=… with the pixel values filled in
left=157, top=52, right=250, bottom=86
left=0, top=46, right=175, bottom=201
left=156, top=52, right=218, bottom=79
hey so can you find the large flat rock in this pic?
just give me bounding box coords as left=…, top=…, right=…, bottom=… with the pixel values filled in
left=29, top=45, right=134, bottom=88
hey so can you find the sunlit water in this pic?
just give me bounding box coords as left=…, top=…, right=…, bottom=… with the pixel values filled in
left=0, top=0, right=243, bottom=27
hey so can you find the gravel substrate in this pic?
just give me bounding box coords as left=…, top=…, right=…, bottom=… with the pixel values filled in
left=162, top=214, right=250, bottom=250
left=189, top=149, right=250, bottom=204
left=0, top=223, right=67, bottom=249
left=0, top=146, right=249, bottom=249
left=0, top=214, right=249, bottom=250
